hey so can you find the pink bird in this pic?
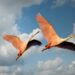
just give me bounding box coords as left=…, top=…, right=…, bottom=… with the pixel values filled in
left=3, top=31, right=42, bottom=60
left=36, top=13, right=75, bottom=52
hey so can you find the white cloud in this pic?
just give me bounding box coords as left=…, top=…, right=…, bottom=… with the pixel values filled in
left=0, top=28, right=43, bottom=66
left=35, top=57, right=75, bottom=75
left=51, top=0, right=66, bottom=8
left=0, top=0, right=43, bottom=16
left=37, top=57, right=63, bottom=75
left=0, top=0, right=44, bottom=74
left=0, top=66, right=35, bottom=75
left=0, top=0, right=44, bottom=65
left=0, top=57, right=75, bottom=75
left=0, top=0, right=44, bottom=44
left=51, top=0, right=75, bottom=8
left=0, top=66, right=25, bottom=75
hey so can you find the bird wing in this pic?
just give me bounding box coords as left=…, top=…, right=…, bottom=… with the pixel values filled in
left=56, top=41, right=75, bottom=51
left=3, top=35, right=26, bottom=51
left=26, top=39, right=42, bottom=50
left=36, top=13, right=60, bottom=43
left=16, top=39, right=42, bottom=61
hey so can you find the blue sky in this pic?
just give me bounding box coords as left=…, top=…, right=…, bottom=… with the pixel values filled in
left=18, top=0, right=75, bottom=37
left=0, top=0, right=75, bottom=75
left=17, top=0, right=75, bottom=64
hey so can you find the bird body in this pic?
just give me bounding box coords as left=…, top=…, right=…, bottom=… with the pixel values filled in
left=3, top=31, right=42, bottom=60
left=36, top=13, right=75, bottom=51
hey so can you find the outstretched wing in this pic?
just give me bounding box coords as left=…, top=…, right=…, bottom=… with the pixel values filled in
left=26, top=39, right=42, bottom=50
left=16, top=40, right=42, bottom=61
left=36, top=13, right=60, bottom=43
left=56, top=41, right=75, bottom=51
left=3, top=35, right=26, bottom=51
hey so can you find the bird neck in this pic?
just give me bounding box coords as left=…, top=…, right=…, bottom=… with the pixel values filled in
left=29, top=31, right=40, bottom=41
left=65, top=35, right=73, bottom=41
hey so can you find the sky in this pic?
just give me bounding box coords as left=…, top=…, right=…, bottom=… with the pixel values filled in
left=0, top=0, right=75, bottom=75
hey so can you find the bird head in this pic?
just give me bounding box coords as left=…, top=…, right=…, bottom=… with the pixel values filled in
left=68, top=34, right=75, bottom=38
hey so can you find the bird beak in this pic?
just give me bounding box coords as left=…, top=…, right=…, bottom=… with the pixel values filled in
left=42, top=47, right=47, bottom=52
left=16, top=54, right=22, bottom=61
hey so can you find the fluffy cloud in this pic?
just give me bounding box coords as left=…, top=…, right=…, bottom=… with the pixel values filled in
left=0, top=66, right=35, bottom=75
left=0, top=0, right=43, bottom=67
left=0, top=0, right=44, bottom=65
left=37, top=57, right=63, bottom=75
left=35, top=57, right=75, bottom=75
left=0, top=28, right=43, bottom=66
left=0, top=57, right=75, bottom=75
left=0, top=66, right=25, bottom=75
left=0, top=0, right=43, bottom=16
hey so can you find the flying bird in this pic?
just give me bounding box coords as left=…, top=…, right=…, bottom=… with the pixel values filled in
left=3, top=31, right=42, bottom=60
left=36, top=13, right=75, bottom=52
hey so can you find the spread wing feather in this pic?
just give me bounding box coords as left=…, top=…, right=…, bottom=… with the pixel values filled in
left=3, top=35, right=26, bottom=51
left=36, top=13, right=60, bottom=43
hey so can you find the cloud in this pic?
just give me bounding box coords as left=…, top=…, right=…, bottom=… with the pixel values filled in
left=0, top=57, right=75, bottom=75
left=37, top=57, right=63, bottom=75
left=71, top=0, right=75, bottom=7
left=0, top=0, right=43, bottom=66
left=0, top=0, right=43, bottom=16
left=0, top=66, right=35, bottom=75
left=0, top=28, right=43, bottom=66
left=0, top=0, right=43, bottom=74
left=51, top=0, right=75, bottom=8
left=51, top=0, right=66, bottom=8
left=0, top=66, right=25, bottom=75
left=35, top=57, right=75, bottom=75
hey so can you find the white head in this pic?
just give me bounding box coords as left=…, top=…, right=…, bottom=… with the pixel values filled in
left=66, top=34, right=75, bottom=40
left=68, top=34, right=75, bottom=38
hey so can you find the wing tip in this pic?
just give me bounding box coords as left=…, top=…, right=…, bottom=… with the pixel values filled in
left=3, top=35, right=7, bottom=40
left=3, top=34, right=10, bottom=41
left=36, top=13, right=43, bottom=21
left=36, top=13, right=41, bottom=16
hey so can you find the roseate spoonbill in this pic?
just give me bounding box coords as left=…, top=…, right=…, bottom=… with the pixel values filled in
left=3, top=31, right=42, bottom=60
left=36, top=13, right=75, bottom=52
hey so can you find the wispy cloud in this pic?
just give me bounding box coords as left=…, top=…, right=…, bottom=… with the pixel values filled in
left=71, top=0, right=75, bottom=7
left=51, top=0, right=75, bottom=8
left=51, top=0, right=67, bottom=8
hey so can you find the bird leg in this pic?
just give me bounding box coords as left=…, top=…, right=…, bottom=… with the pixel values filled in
left=17, top=50, right=22, bottom=56
left=29, top=31, right=40, bottom=41
left=16, top=50, right=23, bottom=61
left=45, top=44, right=51, bottom=49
